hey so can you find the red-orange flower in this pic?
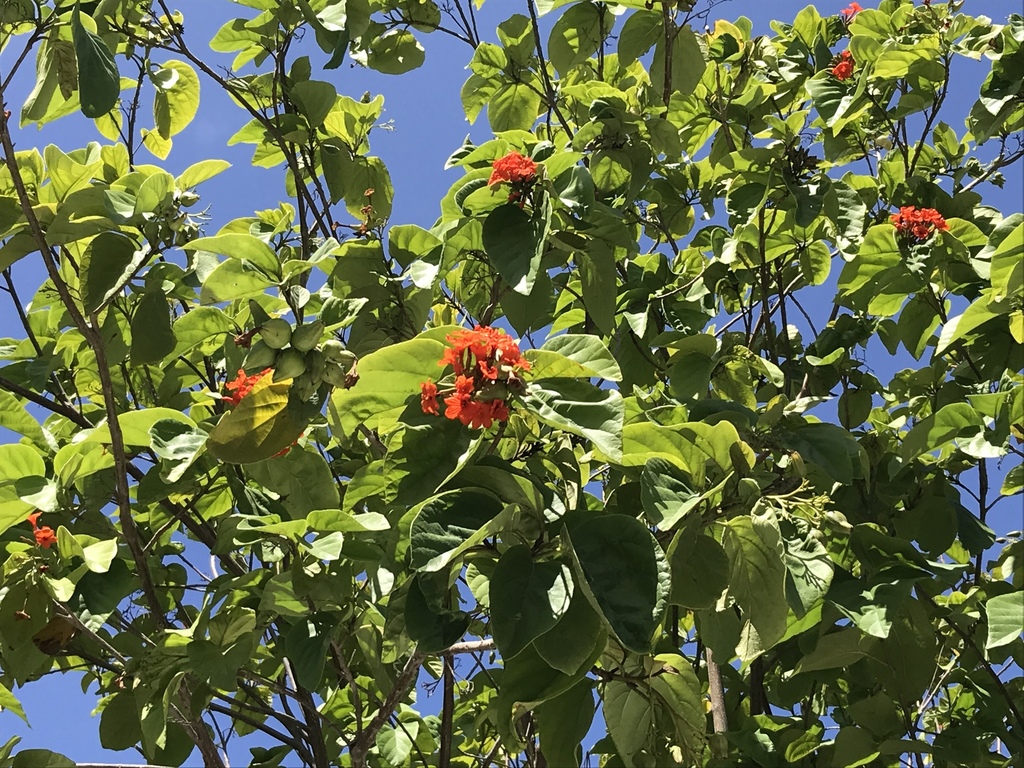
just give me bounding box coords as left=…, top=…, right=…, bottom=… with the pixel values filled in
left=421, top=380, right=439, bottom=414
left=421, top=326, right=528, bottom=428
left=34, top=526, right=56, bottom=549
left=841, top=2, right=862, bottom=17
left=832, top=50, right=855, bottom=80
left=26, top=512, right=56, bottom=549
left=224, top=368, right=272, bottom=407
left=890, top=206, right=949, bottom=242
left=488, top=151, right=537, bottom=187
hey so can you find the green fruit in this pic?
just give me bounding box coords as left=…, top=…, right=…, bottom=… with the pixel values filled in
left=260, top=318, right=292, bottom=349
left=248, top=299, right=272, bottom=327
left=305, top=349, right=325, bottom=382
left=243, top=339, right=278, bottom=370
left=290, top=319, right=324, bottom=353
left=292, top=372, right=316, bottom=402
left=273, top=348, right=307, bottom=381
left=323, top=362, right=350, bottom=388
left=321, top=338, right=348, bottom=363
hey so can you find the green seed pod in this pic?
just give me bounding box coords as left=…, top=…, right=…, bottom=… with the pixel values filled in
left=323, top=362, right=350, bottom=388
left=260, top=318, right=293, bottom=350
left=292, top=372, right=316, bottom=402
left=305, top=348, right=326, bottom=382
left=290, top=320, right=324, bottom=353
left=273, top=348, right=307, bottom=381
left=243, top=339, right=278, bottom=371
left=248, top=299, right=272, bottom=328
left=321, top=338, right=348, bottom=363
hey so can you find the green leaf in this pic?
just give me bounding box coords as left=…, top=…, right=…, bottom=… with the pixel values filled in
left=488, top=81, right=542, bottom=132
left=534, top=680, right=595, bottom=768
left=490, top=545, right=573, bottom=659
left=11, top=750, right=75, bottom=768
left=99, top=691, right=141, bottom=750
left=185, top=233, right=281, bottom=278
left=579, top=239, right=616, bottom=334
left=603, top=681, right=655, bottom=763
left=721, top=512, right=788, bottom=652
left=176, top=159, right=231, bottom=189
left=71, top=6, right=119, bottom=118
left=533, top=590, right=604, bottom=675
left=0, top=444, right=47, bottom=533
left=206, top=374, right=308, bottom=464
left=130, top=291, right=175, bottom=365
left=785, top=422, right=863, bottom=485
left=902, top=403, right=985, bottom=461
left=81, top=231, right=139, bottom=312
left=496, top=639, right=604, bottom=749
left=363, top=29, right=424, bottom=75
left=149, top=419, right=207, bottom=484
left=0, top=390, right=50, bottom=450
left=521, top=378, right=624, bottom=462
left=84, top=407, right=195, bottom=447
left=990, top=221, right=1024, bottom=302
left=641, top=458, right=700, bottom=531
left=667, top=527, right=730, bottom=609
left=329, top=332, right=450, bottom=437
left=289, top=80, right=336, bottom=129
left=650, top=654, right=707, bottom=762
left=618, top=11, right=662, bottom=65
left=404, top=575, right=470, bottom=653
left=525, top=334, right=622, bottom=381
left=796, top=627, right=875, bottom=674
left=651, top=25, right=706, bottom=98
left=409, top=489, right=505, bottom=572
left=152, top=60, right=200, bottom=140
left=246, top=447, right=340, bottom=517
left=548, top=3, right=605, bottom=75
left=283, top=613, right=338, bottom=689
left=0, top=682, right=26, bottom=725
left=570, top=514, right=669, bottom=653
left=483, top=201, right=550, bottom=295
left=985, top=591, right=1024, bottom=649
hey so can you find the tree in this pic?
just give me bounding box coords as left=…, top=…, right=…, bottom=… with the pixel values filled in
left=0, top=0, right=1021, bottom=765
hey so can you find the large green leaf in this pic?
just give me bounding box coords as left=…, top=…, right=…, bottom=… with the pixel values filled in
left=206, top=374, right=308, bottom=464
left=526, top=334, right=622, bottom=381
left=985, top=591, right=1024, bottom=649
left=329, top=332, right=450, bottom=437
left=490, top=545, right=573, bottom=659
left=130, top=291, right=175, bottom=365
left=533, top=590, right=604, bottom=675
left=483, top=200, right=550, bottom=295
left=0, top=444, right=51, bottom=534
left=721, top=512, right=788, bottom=653
left=534, top=680, right=596, bottom=768
left=603, top=681, right=655, bottom=763
left=520, top=378, right=623, bottom=462
left=667, top=527, right=729, bottom=609
left=81, top=231, right=139, bottom=312
left=902, top=403, right=985, bottom=461
left=71, top=6, right=119, bottom=118
left=651, top=653, right=707, bottom=762
left=569, top=514, right=670, bottom=653
left=641, top=458, right=700, bottom=531
left=409, top=489, right=505, bottom=573
left=185, top=233, right=281, bottom=278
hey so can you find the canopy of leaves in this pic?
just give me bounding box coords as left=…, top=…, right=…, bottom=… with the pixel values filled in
left=0, top=1, right=1021, bottom=767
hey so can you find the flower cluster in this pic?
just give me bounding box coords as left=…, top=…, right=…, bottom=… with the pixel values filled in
left=224, top=368, right=272, bottom=407
left=421, top=326, right=530, bottom=430
left=27, top=512, right=56, bottom=549
left=832, top=50, right=855, bottom=80
left=841, top=2, right=862, bottom=18
left=488, top=151, right=538, bottom=206
left=890, top=206, right=949, bottom=242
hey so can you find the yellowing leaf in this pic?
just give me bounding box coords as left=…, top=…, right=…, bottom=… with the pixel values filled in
left=207, top=374, right=301, bottom=464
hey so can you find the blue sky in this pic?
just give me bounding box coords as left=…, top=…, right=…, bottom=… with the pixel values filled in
left=1, top=0, right=1021, bottom=763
